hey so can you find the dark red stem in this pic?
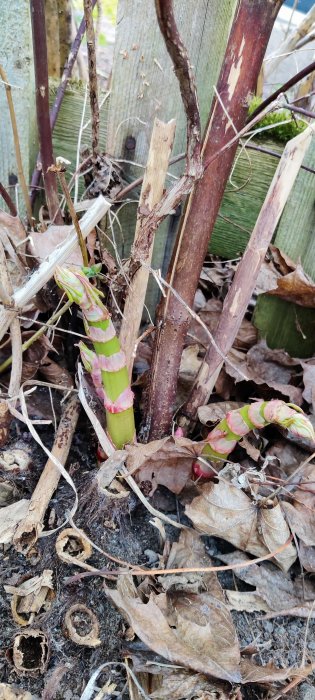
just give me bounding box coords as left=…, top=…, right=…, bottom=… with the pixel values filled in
left=248, top=58, right=315, bottom=122
left=30, top=0, right=63, bottom=223
left=0, top=182, right=17, bottom=217
left=147, top=0, right=283, bottom=440
left=30, top=0, right=98, bottom=206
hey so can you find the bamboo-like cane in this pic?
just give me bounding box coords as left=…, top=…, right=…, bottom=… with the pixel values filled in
left=55, top=267, right=135, bottom=449
left=194, top=399, right=315, bottom=477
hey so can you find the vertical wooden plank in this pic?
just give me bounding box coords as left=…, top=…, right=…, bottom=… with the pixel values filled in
left=253, top=136, right=315, bottom=357
left=107, top=0, right=236, bottom=171
left=105, top=0, right=237, bottom=314
left=274, top=137, right=315, bottom=279
left=0, top=0, right=35, bottom=216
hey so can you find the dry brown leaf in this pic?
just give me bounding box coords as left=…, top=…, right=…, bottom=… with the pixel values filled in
left=179, top=344, right=202, bottom=379
left=269, top=245, right=296, bottom=276
left=106, top=531, right=293, bottom=685
left=149, top=671, right=239, bottom=699
left=105, top=532, right=241, bottom=683
left=239, top=657, right=292, bottom=684
left=0, top=400, right=11, bottom=447
left=29, top=225, right=95, bottom=266
left=299, top=542, right=315, bottom=572
left=267, top=263, right=315, bottom=307
left=198, top=402, right=244, bottom=426
left=301, top=360, right=315, bottom=410
left=0, top=499, right=30, bottom=545
left=0, top=481, right=19, bottom=507
left=281, top=462, right=315, bottom=547
left=0, top=685, right=37, bottom=700
left=126, top=437, right=199, bottom=495
left=225, top=590, right=270, bottom=613
left=185, top=482, right=296, bottom=571
left=39, top=358, right=73, bottom=388
left=219, top=552, right=315, bottom=617
left=0, top=212, right=26, bottom=244
left=226, top=342, right=302, bottom=405
left=188, top=298, right=257, bottom=351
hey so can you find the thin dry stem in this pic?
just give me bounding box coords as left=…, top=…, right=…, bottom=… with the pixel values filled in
left=50, top=164, right=89, bottom=266
left=0, top=239, right=22, bottom=403
left=0, top=300, right=72, bottom=375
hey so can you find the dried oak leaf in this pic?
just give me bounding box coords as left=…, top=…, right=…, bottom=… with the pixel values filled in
left=226, top=341, right=302, bottom=405
left=185, top=481, right=296, bottom=572
left=126, top=437, right=200, bottom=495
left=105, top=531, right=241, bottom=683
left=218, top=552, right=315, bottom=618
left=266, top=263, right=315, bottom=307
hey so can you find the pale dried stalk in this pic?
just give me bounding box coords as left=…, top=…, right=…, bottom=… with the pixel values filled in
left=0, top=195, right=110, bottom=343
left=0, top=65, right=33, bottom=226
left=0, top=239, right=22, bottom=402
left=119, top=118, right=176, bottom=376
left=265, top=4, right=315, bottom=78
left=14, top=395, right=80, bottom=553
left=181, top=124, right=314, bottom=427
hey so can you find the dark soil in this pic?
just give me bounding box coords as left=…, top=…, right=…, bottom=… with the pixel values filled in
left=0, top=407, right=314, bottom=699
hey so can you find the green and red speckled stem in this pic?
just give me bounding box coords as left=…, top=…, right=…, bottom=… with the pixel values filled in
left=55, top=267, right=135, bottom=449
left=194, top=399, right=315, bottom=478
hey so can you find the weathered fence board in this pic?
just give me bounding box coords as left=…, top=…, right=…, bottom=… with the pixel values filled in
left=105, top=0, right=237, bottom=314
left=254, top=136, right=315, bottom=357
left=0, top=0, right=35, bottom=216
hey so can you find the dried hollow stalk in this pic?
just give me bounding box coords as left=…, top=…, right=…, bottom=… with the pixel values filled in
left=119, top=117, right=176, bottom=376
left=13, top=395, right=80, bottom=553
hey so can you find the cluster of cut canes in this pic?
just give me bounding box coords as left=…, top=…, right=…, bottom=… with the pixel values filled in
left=55, top=266, right=315, bottom=473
